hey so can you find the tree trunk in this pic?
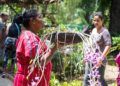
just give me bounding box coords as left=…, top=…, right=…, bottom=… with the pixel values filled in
left=109, top=0, right=120, bottom=36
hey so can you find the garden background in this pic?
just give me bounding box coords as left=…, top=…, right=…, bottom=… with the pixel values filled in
left=0, top=0, right=120, bottom=86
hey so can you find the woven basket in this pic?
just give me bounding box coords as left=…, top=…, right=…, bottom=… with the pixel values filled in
left=47, top=32, right=86, bottom=45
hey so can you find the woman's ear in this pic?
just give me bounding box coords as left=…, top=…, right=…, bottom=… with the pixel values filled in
left=32, top=21, right=35, bottom=24
left=30, top=18, right=36, bottom=24
left=30, top=18, right=34, bottom=21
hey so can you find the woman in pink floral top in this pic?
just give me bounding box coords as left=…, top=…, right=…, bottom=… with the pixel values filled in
left=14, top=9, right=57, bottom=86
left=115, top=52, right=120, bottom=86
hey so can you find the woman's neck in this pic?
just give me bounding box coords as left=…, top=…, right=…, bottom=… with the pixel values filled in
left=96, top=26, right=103, bottom=33
left=26, top=26, right=37, bottom=34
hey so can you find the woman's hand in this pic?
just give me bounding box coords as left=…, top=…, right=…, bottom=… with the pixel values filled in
left=40, top=42, right=64, bottom=66
left=96, top=59, right=102, bottom=68
left=51, top=42, right=64, bottom=51
left=96, top=56, right=104, bottom=68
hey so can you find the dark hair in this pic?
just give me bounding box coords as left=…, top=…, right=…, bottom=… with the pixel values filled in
left=22, top=9, right=41, bottom=28
left=8, top=14, right=23, bottom=38
left=8, top=23, right=21, bottom=38
left=93, top=12, right=104, bottom=20
left=13, top=14, right=23, bottom=24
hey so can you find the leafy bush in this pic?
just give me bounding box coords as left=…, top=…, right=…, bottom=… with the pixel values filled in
left=50, top=72, right=83, bottom=86
left=50, top=72, right=61, bottom=86
left=52, top=43, right=84, bottom=81
left=107, top=37, right=120, bottom=65
left=110, top=37, right=120, bottom=56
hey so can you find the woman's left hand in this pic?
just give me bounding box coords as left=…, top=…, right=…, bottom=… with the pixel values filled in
left=96, top=57, right=103, bottom=68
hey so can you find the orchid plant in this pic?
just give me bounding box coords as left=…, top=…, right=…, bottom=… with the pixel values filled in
left=79, top=33, right=102, bottom=86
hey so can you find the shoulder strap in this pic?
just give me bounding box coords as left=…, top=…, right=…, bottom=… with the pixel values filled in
left=15, top=23, right=20, bottom=37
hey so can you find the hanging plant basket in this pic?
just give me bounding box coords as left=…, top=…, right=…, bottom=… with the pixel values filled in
left=47, top=32, right=89, bottom=45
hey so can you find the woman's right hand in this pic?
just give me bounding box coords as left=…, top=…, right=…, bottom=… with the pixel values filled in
left=51, top=42, right=63, bottom=51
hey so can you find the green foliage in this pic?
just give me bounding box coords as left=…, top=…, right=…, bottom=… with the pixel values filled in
left=45, top=0, right=111, bottom=28
left=64, top=44, right=84, bottom=77
left=78, top=0, right=111, bottom=26
left=61, top=80, right=82, bottom=86
left=52, top=43, right=84, bottom=81
left=46, top=0, right=88, bottom=25
left=0, top=0, right=111, bottom=29
left=50, top=72, right=83, bottom=86
left=107, top=36, right=120, bottom=65
left=0, top=5, right=9, bottom=12
left=110, top=37, right=120, bottom=55
left=50, top=72, right=61, bottom=86
left=0, top=4, right=23, bottom=22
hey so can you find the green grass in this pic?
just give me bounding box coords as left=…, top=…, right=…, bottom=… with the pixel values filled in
left=61, top=80, right=82, bottom=86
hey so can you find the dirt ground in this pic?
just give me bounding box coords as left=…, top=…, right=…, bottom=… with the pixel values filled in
left=105, top=64, right=118, bottom=86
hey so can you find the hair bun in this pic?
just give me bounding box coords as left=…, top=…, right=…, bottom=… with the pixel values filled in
left=13, top=14, right=23, bottom=24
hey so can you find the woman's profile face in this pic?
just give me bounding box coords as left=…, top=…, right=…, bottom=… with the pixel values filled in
left=93, top=15, right=103, bottom=28
left=33, top=15, right=44, bottom=33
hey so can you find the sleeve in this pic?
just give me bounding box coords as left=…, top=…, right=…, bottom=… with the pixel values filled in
left=103, top=29, right=112, bottom=46
left=91, top=28, right=95, bottom=35
left=24, top=37, right=48, bottom=58
left=24, top=38, right=39, bottom=58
